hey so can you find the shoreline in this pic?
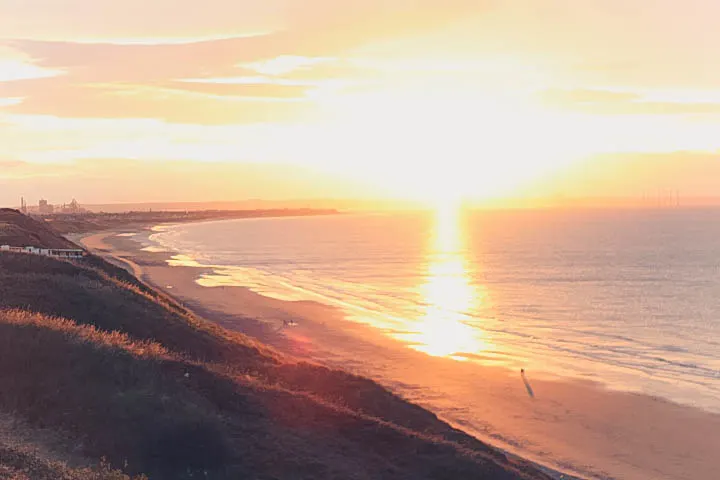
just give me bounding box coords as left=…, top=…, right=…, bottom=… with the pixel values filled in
left=79, top=225, right=720, bottom=480
left=7, top=209, right=560, bottom=479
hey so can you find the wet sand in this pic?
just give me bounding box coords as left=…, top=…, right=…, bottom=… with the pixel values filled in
left=80, top=228, right=720, bottom=480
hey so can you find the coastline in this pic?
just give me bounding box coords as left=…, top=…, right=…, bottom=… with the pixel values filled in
left=79, top=225, right=720, bottom=480
left=7, top=211, right=559, bottom=479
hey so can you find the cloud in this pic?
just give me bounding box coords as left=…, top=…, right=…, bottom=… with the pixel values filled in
left=0, top=75, right=313, bottom=125
left=0, top=0, right=280, bottom=41
left=540, top=89, right=641, bottom=105
left=527, top=151, right=720, bottom=198
left=163, top=80, right=311, bottom=99
left=0, top=160, right=70, bottom=181
left=0, top=112, right=297, bottom=164
left=243, top=56, right=336, bottom=76
left=0, top=98, right=23, bottom=108
left=0, top=158, right=376, bottom=204
left=3, top=0, right=482, bottom=74
left=2, top=38, right=263, bottom=83
left=0, top=46, right=64, bottom=82
left=540, top=88, right=720, bottom=115
left=0, top=3, right=473, bottom=124
left=0, top=160, right=26, bottom=169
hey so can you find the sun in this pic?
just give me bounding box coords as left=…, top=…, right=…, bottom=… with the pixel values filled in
left=311, top=80, right=586, bottom=205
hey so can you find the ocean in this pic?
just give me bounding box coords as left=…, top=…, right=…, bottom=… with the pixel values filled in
left=151, top=208, right=720, bottom=414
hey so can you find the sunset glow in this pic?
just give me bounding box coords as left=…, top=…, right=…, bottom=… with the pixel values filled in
left=402, top=204, right=490, bottom=358
left=3, top=3, right=720, bottom=478
left=2, top=0, right=720, bottom=206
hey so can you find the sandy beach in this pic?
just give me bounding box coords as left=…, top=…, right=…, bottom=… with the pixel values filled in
left=80, top=227, right=720, bottom=480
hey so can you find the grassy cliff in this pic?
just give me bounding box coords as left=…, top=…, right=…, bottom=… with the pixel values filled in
left=0, top=209, right=77, bottom=249
left=0, top=213, right=551, bottom=480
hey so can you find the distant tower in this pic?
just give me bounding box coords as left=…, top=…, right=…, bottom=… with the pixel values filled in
left=20, top=197, right=27, bottom=214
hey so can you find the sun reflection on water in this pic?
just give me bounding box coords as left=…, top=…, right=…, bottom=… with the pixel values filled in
left=402, top=202, right=491, bottom=359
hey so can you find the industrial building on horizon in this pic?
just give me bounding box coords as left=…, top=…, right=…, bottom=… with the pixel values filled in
left=19, top=197, right=87, bottom=215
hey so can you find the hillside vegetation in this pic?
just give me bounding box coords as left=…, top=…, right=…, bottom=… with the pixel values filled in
left=0, top=444, right=138, bottom=480
left=0, top=209, right=77, bottom=249
left=0, top=213, right=551, bottom=479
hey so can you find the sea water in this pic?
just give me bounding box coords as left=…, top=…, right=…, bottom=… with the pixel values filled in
left=151, top=208, right=720, bottom=413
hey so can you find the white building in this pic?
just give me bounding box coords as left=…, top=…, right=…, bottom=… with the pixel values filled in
left=0, top=245, right=85, bottom=259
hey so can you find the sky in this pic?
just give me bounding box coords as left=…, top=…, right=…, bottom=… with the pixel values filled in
left=1, top=0, right=719, bottom=207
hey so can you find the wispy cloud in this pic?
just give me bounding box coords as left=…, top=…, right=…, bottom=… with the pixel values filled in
left=0, top=98, right=24, bottom=107
left=539, top=88, right=720, bottom=115
left=0, top=46, right=65, bottom=82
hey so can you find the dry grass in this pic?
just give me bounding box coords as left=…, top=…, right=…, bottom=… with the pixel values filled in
left=0, top=444, right=142, bottom=480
